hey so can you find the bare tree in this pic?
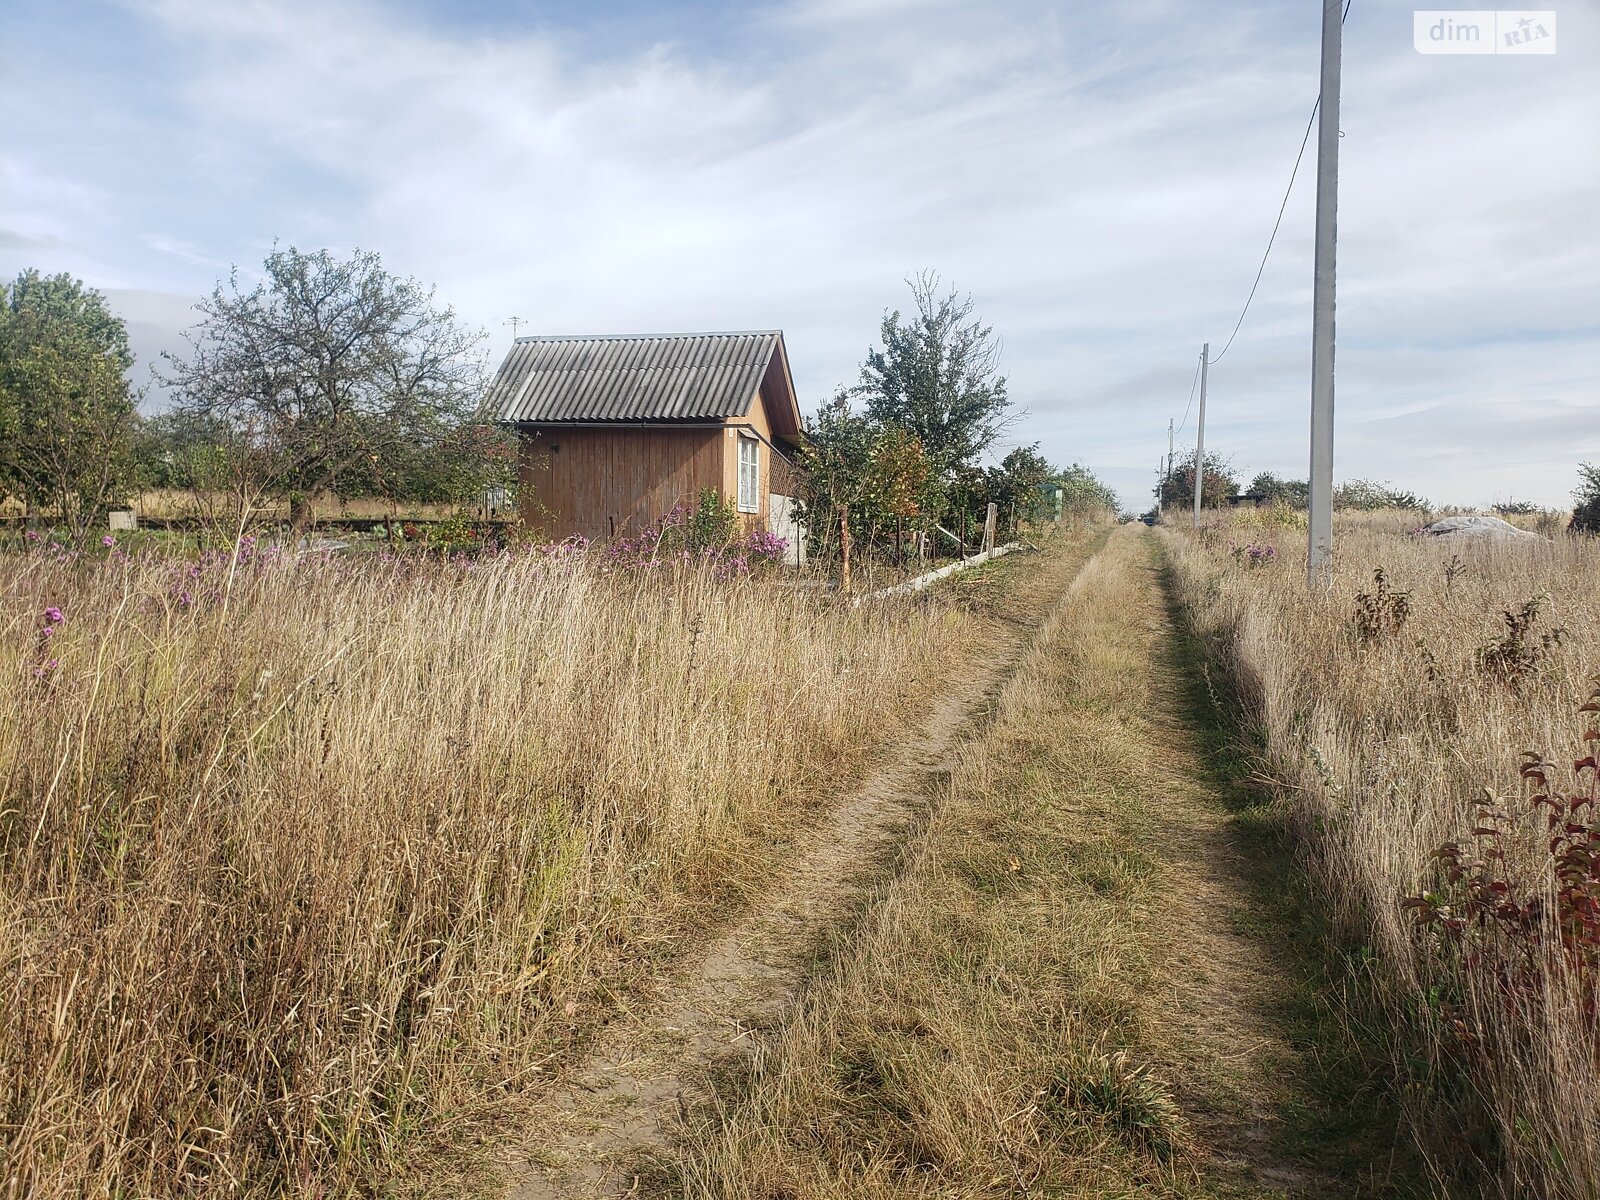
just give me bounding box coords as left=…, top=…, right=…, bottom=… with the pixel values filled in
left=158, top=245, right=505, bottom=531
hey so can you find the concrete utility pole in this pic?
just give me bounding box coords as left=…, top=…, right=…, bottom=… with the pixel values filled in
left=1192, top=343, right=1209, bottom=527
left=1308, top=0, right=1342, bottom=586
left=1164, top=418, right=1174, bottom=520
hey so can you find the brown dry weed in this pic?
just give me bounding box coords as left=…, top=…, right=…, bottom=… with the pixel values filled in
left=1164, top=509, right=1600, bottom=1198
left=0, top=545, right=978, bottom=1197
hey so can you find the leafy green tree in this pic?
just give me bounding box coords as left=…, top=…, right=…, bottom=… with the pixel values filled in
left=130, top=408, right=285, bottom=538
left=157, top=245, right=510, bottom=529
left=1249, top=471, right=1310, bottom=508
left=982, top=444, right=1054, bottom=533
left=795, top=394, right=876, bottom=523
left=973, top=450, right=1119, bottom=537
left=795, top=393, right=936, bottom=557
left=1571, top=462, right=1600, bottom=535
left=1055, top=462, right=1120, bottom=515
left=0, top=270, right=140, bottom=539
left=1156, top=450, right=1238, bottom=509
left=856, top=271, right=1012, bottom=480
left=134, top=409, right=232, bottom=490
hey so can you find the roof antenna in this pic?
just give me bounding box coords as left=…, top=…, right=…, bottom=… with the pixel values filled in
left=505, top=316, right=526, bottom=339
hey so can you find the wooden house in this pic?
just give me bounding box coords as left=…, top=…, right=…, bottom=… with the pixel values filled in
left=486, top=331, right=805, bottom=555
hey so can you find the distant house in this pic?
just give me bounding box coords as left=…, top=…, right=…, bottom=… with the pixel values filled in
left=485, top=331, right=805, bottom=556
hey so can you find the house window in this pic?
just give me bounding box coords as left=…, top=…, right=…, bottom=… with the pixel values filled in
left=737, top=435, right=760, bottom=513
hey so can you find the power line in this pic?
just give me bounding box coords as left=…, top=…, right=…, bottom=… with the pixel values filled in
left=1175, top=352, right=1202, bottom=434
left=1207, top=104, right=1316, bottom=365
left=1209, top=0, right=1352, bottom=366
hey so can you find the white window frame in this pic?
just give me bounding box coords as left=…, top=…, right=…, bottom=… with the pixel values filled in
left=737, top=434, right=760, bottom=513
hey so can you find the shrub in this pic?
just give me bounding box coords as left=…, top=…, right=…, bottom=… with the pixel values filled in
left=1054, top=461, right=1121, bottom=517
left=1404, top=688, right=1600, bottom=1029
left=1249, top=471, right=1309, bottom=509
left=1571, top=462, right=1600, bottom=535
left=1335, top=478, right=1430, bottom=511
left=1442, top=553, right=1466, bottom=592
left=420, top=513, right=497, bottom=554
left=685, top=487, right=738, bottom=549
left=1352, top=568, right=1411, bottom=642
left=1476, top=596, right=1566, bottom=690
left=1156, top=449, right=1237, bottom=510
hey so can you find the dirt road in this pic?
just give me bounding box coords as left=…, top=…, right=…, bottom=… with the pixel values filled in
left=500, top=526, right=1412, bottom=1198
left=500, top=531, right=1105, bottom=1198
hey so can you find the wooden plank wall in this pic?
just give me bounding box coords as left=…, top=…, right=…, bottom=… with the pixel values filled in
left=518, top=395, right=801, bottom=542
left=519, top=426, right=726, bottom=541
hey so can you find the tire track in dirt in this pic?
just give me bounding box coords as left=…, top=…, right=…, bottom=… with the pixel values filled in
left=499, top=537, right=1101, bottom=1199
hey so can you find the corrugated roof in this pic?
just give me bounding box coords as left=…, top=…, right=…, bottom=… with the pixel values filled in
left=487, top=331, right=782, bottom=424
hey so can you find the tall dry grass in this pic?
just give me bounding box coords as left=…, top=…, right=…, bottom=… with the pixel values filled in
left=0, top=544, right=967, bottom=1197
left=664, top=529, right=1182, bottom=1199
left=1163, top=512, right=1600, bottom=1197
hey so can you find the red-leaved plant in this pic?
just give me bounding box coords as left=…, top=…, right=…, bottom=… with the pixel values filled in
left=1404, top=680, right=1600, bottom=1027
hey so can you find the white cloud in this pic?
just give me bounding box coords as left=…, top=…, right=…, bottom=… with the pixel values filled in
left=101, top=288, right=204, bottom=400
left=1, top=0, right=1593, bottom=511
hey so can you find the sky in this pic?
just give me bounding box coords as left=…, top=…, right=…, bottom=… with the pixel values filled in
left=1, top=0, right=1596, bottom=511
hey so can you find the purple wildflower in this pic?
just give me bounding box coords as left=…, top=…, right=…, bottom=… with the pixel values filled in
left=1229, top=540, right=1278, bottom=569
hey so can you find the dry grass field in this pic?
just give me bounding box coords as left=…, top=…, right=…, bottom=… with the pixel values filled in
left=0, top=543, right=979, bottom=1197
left=657, top=524, right=1413, bottom=1199
left=497, top=524, right=1113, bottom=1198
left=7, top=513, right=1592, bottom=1200
left=1163, top=510, right=1600, bottom=1198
